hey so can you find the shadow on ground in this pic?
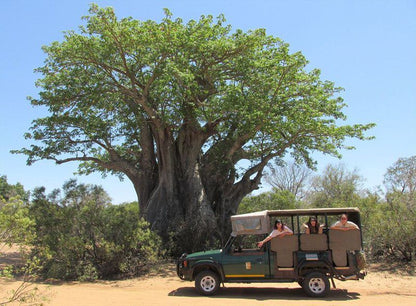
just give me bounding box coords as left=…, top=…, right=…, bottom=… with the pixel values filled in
left=169, top=286, right=360, bottom=301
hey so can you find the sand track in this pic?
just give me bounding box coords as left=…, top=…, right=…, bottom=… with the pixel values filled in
left=1, top=245, right=415, bottom=305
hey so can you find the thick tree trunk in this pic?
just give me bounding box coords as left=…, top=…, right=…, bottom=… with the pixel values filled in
left=131, top=122, right=267, bottom=254
left=201, top=149, right=270, bottom=244
left=136, top=125, right=217, bottom=253
left=146, top=166, right=217, bottom=251
left=207, top=176, right=263, bottom=245
left=145, top=128, right=178, bottom=235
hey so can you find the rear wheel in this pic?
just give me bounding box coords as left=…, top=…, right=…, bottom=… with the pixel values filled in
left=302, top=272, right=330, bottom=297
left=195, top=270, right=220, bottom=296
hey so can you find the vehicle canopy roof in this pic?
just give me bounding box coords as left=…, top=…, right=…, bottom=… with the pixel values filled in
left=230, top=207, right=361, bottom=236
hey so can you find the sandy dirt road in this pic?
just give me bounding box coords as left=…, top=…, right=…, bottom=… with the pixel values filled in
left=1, top=247, right=415, bottom=305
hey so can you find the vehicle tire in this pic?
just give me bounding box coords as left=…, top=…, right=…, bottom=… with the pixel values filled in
left=195, top=270, right=220, bottom=296
left=302, top=272, right=330, bottom=297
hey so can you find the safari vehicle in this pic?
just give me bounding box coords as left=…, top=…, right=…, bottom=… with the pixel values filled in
left=177, top=207, right=366, bottom=297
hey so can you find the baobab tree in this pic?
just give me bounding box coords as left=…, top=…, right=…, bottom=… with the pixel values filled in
left=15, top=5, right=374, bottom=251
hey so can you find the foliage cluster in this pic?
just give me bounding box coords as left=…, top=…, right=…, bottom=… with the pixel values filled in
left=362, top=156, right=416, bottom=262
left=238, top=189, right=299, bottom=213
left=28, top=180, right=162, bottom=280
left=0, top=175, right=29, bottom=203
left=0, top=178, right=162, bottom=282
left=363, top=194, right=416, bottom=262
left=0, top=179, right=41, bottom=304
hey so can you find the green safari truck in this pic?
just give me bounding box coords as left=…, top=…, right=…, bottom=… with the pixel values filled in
left=177, top=207, right=366, bottom=297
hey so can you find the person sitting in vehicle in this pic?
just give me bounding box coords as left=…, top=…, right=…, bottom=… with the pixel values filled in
left=302, top=216, right=323, bottom=234
left=257, top=220, right=293, bottom=248
left=330, top=214, right=359, bottom=231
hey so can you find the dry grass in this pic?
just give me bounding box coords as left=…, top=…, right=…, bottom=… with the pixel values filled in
left=368, top=260, right=416, bottom=275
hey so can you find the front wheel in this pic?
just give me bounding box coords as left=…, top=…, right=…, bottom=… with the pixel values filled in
left=195, top=270, right=220, bottom=296
left=302, top=272, right=330, bottom=297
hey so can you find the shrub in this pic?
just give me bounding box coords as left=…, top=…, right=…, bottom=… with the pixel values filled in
left=29, top=181, right=162, bottom=280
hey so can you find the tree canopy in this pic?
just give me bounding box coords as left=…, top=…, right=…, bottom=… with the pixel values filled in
left=0, top=175, right=29, bottom=202
left=15, top=5, right=374, bottom=251
left=306, top=164, right=363, bottom=208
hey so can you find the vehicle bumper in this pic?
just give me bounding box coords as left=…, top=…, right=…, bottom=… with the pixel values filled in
left=177, top=254, right=193, bottom=281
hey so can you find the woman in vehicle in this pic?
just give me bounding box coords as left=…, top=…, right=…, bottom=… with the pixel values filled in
left=330, top=214, right=360, bottom=231
left=257, top=219, right=293, bottom=248
left=303, top=216, right=323, bottom=234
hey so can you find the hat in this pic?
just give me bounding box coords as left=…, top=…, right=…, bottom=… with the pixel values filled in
left=310, top=217, right=317, bottom=221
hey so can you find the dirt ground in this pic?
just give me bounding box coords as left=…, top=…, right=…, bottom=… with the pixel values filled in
left=1, top=245, right=416, bottom=306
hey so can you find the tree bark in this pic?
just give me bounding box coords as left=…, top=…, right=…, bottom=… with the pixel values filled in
left=135, top=123, right=218, bottom=253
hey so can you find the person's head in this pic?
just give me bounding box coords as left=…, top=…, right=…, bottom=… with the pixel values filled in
left=309, top=216, right=317, bottom=225
left=274, top=219, right=285, bottom=230
left=340, top=214, right=348, bottom=225
left=307, top=217, right=319, bottom=229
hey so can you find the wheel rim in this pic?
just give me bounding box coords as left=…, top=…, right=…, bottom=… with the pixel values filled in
left=200, top=275, right=216, bottom=292
left=308, top=277, right=326, bottom=294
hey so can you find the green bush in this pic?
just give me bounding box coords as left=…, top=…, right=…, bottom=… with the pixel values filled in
left=29, top=181, right=162, bottom=280
left=238, top=189, right=299, bottom=214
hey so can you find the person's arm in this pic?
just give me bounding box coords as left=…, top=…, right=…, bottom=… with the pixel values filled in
left=331, top=223, right=357, bottom=231
left=278, top=227, right=293, bottom=238
left=331, top=225, right=348, bottom=231
left=345, top=221, right=360, bottom=230
left=330, top=221, right=341, bottom=230
left=302, top=223, right=310, bottom=234
left=257, top=232, right=274, bottom=247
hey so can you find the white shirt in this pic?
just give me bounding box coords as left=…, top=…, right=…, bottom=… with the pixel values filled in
left=268, top=226, right=293, bottom=238
left=331, top=220, right=359, bottom=229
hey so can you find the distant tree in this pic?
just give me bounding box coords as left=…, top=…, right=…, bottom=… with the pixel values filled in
left=384, top=156, right=416, bottom=193
left=358, top=157, right=416, bottom=262
left=374, top=156, right=416, bottom=261
left=378, top=199, right=415, bottom=261
left=238, top=189, right=298, bottom=214
left=0, top=175, right=29, bottom=202
left=14, top=5, right=374, bottom=251
left=0, top=197, right=34, bottom=247
left=384, top=156, right=416, bottom=211
left=306, top=164, right=363, bottom=208
left=264, top=160, right=313, bottom=199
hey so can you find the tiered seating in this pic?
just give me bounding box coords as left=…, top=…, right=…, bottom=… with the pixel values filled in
left=270, top=235, right=298, bottom=267
left=328, top=229, right=361, bottom=266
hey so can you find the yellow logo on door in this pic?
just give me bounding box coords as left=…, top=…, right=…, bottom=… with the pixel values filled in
left=245, top=262, right=251, bottom=270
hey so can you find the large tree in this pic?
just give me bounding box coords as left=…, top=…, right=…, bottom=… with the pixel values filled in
left=384, top=155, right=416, bottom=203
left=15, top=5, right=374, bottom=251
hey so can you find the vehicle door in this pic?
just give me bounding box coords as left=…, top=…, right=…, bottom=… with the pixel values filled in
left=221, top=234, right=269, bottom=279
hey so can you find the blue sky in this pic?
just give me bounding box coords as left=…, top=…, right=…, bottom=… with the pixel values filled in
left=1, top=0, right=415, bottom=203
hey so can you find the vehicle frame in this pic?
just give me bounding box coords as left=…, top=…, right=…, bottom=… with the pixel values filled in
left=177, top=207, right=366, bottom=297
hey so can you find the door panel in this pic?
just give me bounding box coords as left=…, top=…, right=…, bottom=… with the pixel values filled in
left=222, top=235, right=269, bottom=279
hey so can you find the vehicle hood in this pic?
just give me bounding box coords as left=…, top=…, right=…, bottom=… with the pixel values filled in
left=186, top=249, right=222, bottom=260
